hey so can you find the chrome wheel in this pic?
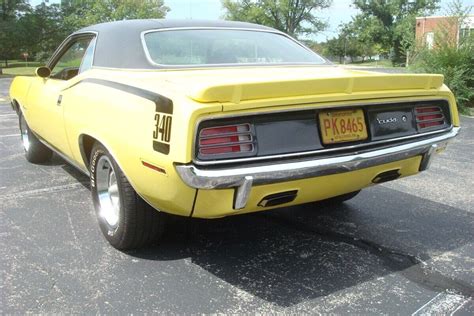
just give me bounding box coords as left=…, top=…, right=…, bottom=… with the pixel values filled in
left=20, top=116, right=30, bottom=151
left=96, top=156, right=121, bottom=229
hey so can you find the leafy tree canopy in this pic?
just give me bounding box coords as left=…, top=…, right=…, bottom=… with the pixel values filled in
left=222, top=0, right=332, bottom=37
left=61, top=0, right=169, bottom=33
left=348, top=0, right=440, bottom=64
left=1, top=0, right=169, bottom=66
left=1, top=0, right=31, bottom=66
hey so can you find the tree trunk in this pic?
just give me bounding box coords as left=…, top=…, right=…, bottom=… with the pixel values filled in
left=392, top=39, right=403, bottom=66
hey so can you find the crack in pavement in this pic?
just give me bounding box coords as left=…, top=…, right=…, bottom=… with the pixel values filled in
left=259, top=213, right=474, bottom=299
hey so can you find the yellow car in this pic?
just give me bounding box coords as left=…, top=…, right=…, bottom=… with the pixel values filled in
left=9, top=20, right=460, bottom=250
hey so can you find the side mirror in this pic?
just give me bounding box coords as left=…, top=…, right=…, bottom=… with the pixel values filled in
left=35, top=66, right=51, bottom=78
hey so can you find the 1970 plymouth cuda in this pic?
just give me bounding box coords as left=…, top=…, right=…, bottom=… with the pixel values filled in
left=10, top=20, right=460, bottom=250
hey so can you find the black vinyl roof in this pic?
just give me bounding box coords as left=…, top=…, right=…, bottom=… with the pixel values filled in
left=75, top=19, right=276, bottom=69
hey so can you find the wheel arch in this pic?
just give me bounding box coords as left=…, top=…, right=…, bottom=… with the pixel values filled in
left=78, top=133, right=138, bottom=189
left=78, top=133, right=131, bottom=177
left=11, top=99, right=20, bottom=114
left=78, top=133, right=165, bottom=214
left=78, top=133, right=96, bottom=169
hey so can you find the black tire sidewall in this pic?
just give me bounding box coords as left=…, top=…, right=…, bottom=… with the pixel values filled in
left=90, top=144, right=127, bottom=246
left=19, top=114, right=28, bottom=154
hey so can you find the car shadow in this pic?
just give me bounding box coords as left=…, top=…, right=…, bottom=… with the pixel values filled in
left=51, top=153, right=91, bottom=189
left=129, top=187, right=474, bottom=307
left=56, top=154, right=474, bottom=306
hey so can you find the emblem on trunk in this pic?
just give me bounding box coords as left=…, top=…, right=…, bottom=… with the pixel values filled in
left=377, top=117, right=398, bottom=125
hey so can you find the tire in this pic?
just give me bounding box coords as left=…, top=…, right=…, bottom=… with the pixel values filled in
left=19, top=112, right=52, bottom=163
left=90, top=143, right=166, bottom=250
left=319, top=190, right=361, bottom=205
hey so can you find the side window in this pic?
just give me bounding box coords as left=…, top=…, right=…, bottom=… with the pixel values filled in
left=50, top=36, right=95, bottom=80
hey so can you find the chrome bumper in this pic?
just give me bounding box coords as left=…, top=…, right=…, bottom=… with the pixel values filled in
left=176, top=127, right=460, bottom=209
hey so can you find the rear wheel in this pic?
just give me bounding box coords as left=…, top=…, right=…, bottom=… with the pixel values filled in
left=19, top=112, right=52, bottom=163
left=90, top=143, right=166, bottom=250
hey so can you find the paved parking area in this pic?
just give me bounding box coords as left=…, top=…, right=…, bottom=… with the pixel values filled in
left=1, top=77, right=473, bottom=313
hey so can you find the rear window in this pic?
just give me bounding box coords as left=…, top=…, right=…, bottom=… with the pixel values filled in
left=143, top=29, right=326, bottom=66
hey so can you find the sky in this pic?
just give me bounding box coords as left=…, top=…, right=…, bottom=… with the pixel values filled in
left=31, top=0, right=474, bottom=42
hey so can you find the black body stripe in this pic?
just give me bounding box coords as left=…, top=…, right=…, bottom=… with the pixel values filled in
left=65, top=78, right=173, bottom=154
left=66, top=78, right=173, bottom=114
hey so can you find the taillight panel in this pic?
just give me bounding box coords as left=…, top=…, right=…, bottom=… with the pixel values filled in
left=195, top=100, right=452, bottom=162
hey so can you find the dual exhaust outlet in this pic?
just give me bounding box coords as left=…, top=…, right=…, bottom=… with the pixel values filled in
left=254, top=169, right=401, bottom=208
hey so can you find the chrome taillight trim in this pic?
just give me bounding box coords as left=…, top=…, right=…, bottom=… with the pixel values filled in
left=199, top=123, right=251, bottom=137
left=199, top=140, right=254, bottom=149
left=414, top=111, right=443, bottom=116
left=199, top=143, right=255, bottom=155
left=416, top=117, right=445, bottom=124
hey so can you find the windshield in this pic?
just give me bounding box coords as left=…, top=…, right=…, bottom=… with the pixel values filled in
left=143, top=29, right=327, bottom=66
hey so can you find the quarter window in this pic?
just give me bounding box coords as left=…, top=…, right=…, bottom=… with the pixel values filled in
left=79, top=37, right=96, bottom=74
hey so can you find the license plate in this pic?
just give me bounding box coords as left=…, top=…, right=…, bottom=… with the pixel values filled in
left=319, top=109, right=368, bottom=144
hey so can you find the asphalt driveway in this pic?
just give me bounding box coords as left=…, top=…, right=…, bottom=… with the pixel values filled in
left=1, top=77, right=473, bottom=313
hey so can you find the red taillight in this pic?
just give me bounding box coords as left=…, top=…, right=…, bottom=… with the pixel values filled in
left=199, top=124, right=254, bottom=157
left=415, top=106, right=445, bottom=130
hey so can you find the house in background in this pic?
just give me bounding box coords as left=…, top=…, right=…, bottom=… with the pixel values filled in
left=415, top=15, right=474, bottom=49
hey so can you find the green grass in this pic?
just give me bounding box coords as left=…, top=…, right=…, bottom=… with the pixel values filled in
left=1, top=66, right=36, bottom=77
left=0, top=59, right=42, bottom=77
left=1, top=59, right=42, bottom=68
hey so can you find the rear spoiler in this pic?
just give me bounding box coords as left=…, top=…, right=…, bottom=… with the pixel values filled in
left=186, top=74, right=444, bottom=104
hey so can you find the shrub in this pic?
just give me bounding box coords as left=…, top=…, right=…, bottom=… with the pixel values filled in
left=410, top=3, right=474, bottom=114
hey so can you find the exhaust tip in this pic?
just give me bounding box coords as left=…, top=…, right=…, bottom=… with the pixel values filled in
left=372, top=169, right=401, bottom=184
left=258, top=190, right=298, bottom=207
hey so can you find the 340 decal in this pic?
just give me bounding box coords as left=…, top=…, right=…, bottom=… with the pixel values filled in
left=154, top=113, right=172, bottom=142
left=153, top=113, right=172, bottom=154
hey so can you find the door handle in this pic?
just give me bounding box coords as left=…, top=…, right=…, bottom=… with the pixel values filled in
left=57, top=95, right=62, bottom=106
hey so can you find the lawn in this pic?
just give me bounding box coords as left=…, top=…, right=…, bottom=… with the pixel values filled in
left=1, top=60, right=40, bottom=77
left=1, top=67, right=37, bottom=77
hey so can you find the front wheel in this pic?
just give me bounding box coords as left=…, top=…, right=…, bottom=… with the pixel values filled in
left=90, top=143, right=166, bottom=250
left=19, top=112, right=52, bottom=163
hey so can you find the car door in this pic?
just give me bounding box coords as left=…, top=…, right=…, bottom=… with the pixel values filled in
left=26, top=35, right=96, bottom=156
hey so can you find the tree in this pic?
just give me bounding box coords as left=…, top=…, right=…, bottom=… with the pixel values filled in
left=222, top=0, right=332, bottom=37
left=1, top=0, right=170, bottom=67
left=350, top=0, right=440, bottom=65
left=324, top=37, right=346, bottom=63
left=0, top=0, right=30, bottom=67
left=16, top=2, right=65, bottom=61
left=61, top=0, right=169, bottom=33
